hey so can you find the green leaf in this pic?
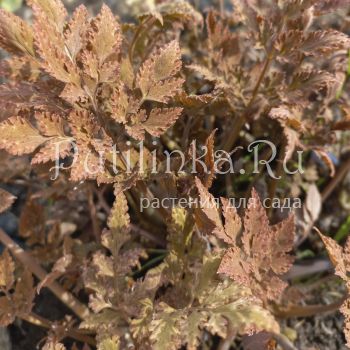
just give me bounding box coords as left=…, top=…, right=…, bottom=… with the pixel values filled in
left=335, top=216, right=350, bottom=242
left=0, top=0, right=22, bottom=12
left=150, top=303, right=182, bottom=350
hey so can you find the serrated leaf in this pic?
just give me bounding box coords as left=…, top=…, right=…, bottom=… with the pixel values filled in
left=88, top=4, right=121, bottom=64
left=92, top=251, right=114, bottom=277
left=31, top=113, right=72, bottom=164
left=79, top=309, right=121, bottom=331
left=30, top=0, right=79, bottom=84
left=0, top=117, right=48, bottom=155
left=144, top=77, right=184, bottom=103
left=318, top=232, right=348, bottom=281
left=131, top=298, right=154, bottom=340
left=300, top=30, right=350, bottom=57
left=139, top=0, right=203, bottom=27
left=182, top=310, right=207, bottom=349
left=217, top=189, right=295, bottom=302
left=107, top=190, right=130, bottom=232
left=28, top=0, right=67, bottom=32
left=0, top=9, right=34, bottom=56
left=137, top=40, right=183, bottom=102
left=275, top=29, right=350, bottom=59
left=318, top=231, right=350, bottom=347
left=195, top=177, right=226, bottom=240
left=149, top=303, right=182, bottom=350
left=64, top=5, right=89, bottom=60
left=129, top=107, right=183, bottom=140
left=89, top=294, right=112, bottom=314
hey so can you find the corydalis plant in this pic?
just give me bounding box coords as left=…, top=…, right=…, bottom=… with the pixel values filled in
left=0, top=0, right=349, bottom=349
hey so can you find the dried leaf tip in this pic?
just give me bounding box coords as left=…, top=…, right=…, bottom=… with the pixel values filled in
left=0, top=189, right=16, bottom=214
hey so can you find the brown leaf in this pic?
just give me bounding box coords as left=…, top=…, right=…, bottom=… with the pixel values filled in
left=0, top=189, right=16, bottom=214
left=0, top=117, right=48, bottom=156
left=221, top=198, right=242, bottom=245
left=197, top=130, right=216, bottom=189
left=108, top=190, right=130, bottom=232
left=300, top=30, right=350, bottom=57
left=318, top=229, right=350, bottom=346
left=64, top=5, right=89, bottom=60
left=318, top=230, right=348, bottom=281
left=13, top=270, right=35, bottom=318
left=0, top=250, right=15, bottom=290
left=31, top=113, right=72, bottom=164
left=313, top=148, right=336, bottom=177
left=0, top=10, right=35, bottom=56
left=195, top=177, right=225, bottom=239
left=31, top=0, right=79, bottom=84
left=140, top=0, right=203, bottom=27
left=142, top=107, right=183, bottom=138
left=37, top=254, right=73, bottom=293
left=28, top=0, right=67, bottom=32
left=137, top=40, right=183, bottom=102
left=218, top=189, right=295, bottom=302
left=87, top=4, right=122, bottom=65
left=332, top=117, right=350, bottom=131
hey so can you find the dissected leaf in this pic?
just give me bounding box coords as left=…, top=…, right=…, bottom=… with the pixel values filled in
left=28, top=0, right=67, bottom=31
left=0, top=117, right=48, bottom=156
left=137, top=40, right=184, bottom=102
left=197, top=181, right=295, bottom=302
left=64, top=5, right=89, bottom=60
left=128, top=107, right=183, bottom=140
left=88, top=4, right=122, bottom=65
left=318, top=231, right=350, bottom=346
left=0, top=9, right=34, bottom=56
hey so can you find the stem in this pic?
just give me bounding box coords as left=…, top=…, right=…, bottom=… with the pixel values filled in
left=0, top=229, right=89, bottom=320
left=128, top=17, right=156, bottom=62
left=322, top=156, right=350, bottom=202
left=274, top=295, right=346, bottom=318
left=223, top=54, right=274, bottom=152
left=88, top=184, right=100, bottom=241
left=131, top=253, right=167, bottom=277
left=218, top=321, right=236, bottom=350
left=267, top=137, right=286, bottom=216
left=273, top=333, right=298, bottom=350
left=22, top=313, right=96, bottom=346
left=243, top=143, right=276, bottom=199
left=130, top=223, right=166, bottom=247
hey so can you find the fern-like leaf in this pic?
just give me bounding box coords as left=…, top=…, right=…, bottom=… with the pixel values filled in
left=0, top=9, right=34, bottom=56
left=137, top=40, right=184, bottom=102
left=0, top=117, right=48, bottom=155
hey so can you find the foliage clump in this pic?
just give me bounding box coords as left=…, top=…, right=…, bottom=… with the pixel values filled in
left=0, top=0, right=349, bottom=349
